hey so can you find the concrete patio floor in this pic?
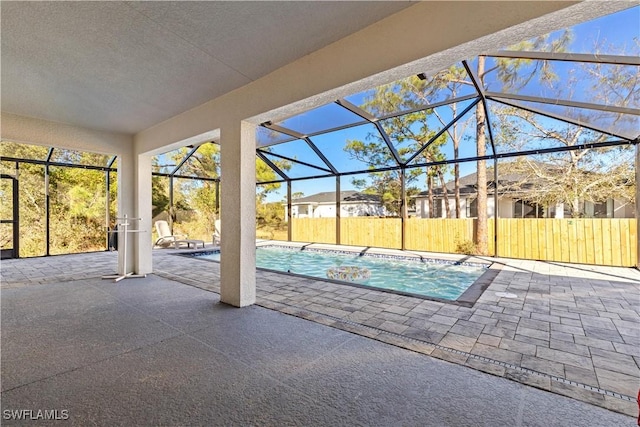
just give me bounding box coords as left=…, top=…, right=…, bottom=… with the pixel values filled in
left=1, top=245, right=639, bottom=423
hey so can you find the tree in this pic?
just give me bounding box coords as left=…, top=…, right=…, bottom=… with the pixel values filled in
left=493, top=109, right=636, bottom=217
left=1, top=143, right=116, bottom=256
left=475, top=56, right=489, bottom=254
left=149, top=146, right=217, bottom=240
left=1, top=156, right=47, bottom=256
left=174, top=144, right=221, bottom=238
left=343, top=75, right=449, bottom=216
left=412, top=64, right=474, bottom=218
left=256, top=154, right=291, bottom=231
left=178, top=143, right=221, bottom=179
left=151, top=174, right=170, bottom=218
left=256, top=156, right=288, bottom=203
left=149, top=143, right=290, bottom=240
left=342, top=31, right=576, bottom=251
left=48, top=161, right=108, bottom=254
left=468, top=32, right=573, bottom=254
left=491, top=38, right=638, bottom=218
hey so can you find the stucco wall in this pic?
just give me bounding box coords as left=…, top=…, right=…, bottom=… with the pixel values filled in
left=1, top=112, right=132, bottom=156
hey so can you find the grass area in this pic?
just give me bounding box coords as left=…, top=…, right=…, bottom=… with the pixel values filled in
left=256, top=226, right=288, bottom=241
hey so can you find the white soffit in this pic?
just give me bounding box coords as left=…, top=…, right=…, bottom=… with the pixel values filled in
left=1, top=1, right=413, bottom=134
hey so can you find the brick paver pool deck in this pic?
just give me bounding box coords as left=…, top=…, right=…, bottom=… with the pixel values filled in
left=2, top=244, right=639, bottom=417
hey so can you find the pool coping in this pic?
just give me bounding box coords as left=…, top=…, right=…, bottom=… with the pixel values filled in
left=176, top=243, right=500, bottom=307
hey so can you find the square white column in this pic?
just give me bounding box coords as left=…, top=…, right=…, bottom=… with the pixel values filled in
left=220, top=121, right=256, bottom=307
left=117, top=151, right=153, bottom=275
left=135, top=153, right=153, bottom=274
left=117, top=153, right=135, bottom=275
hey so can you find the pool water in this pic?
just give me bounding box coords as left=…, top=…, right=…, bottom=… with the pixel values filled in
left=194, top=246, right=487, bottom=300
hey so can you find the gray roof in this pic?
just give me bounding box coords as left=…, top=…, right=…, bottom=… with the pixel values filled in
left=415, top=163, right=562, bottom=197
left=292, top=191, right=381, bottom=204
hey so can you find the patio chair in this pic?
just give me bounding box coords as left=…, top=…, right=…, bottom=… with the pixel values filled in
left=154, top=220, right=204, bottom=249
left=213, top=219, right=221, bottom=246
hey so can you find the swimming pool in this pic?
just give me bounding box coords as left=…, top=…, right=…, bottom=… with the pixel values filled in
left=189, top=245, right=490, bottom=301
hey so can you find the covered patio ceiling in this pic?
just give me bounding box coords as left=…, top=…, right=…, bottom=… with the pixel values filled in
left=0, top=1, right=414, bottom=134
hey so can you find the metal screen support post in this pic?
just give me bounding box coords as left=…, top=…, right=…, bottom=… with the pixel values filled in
left=494, top=161, right=499, bottom=257
left=169, top=176, right=174, bottom=233
left=287, top=181, right=292, bottom=241
left=336, top=176, right=341, bottom=245
left=636, top=144, right=640, bottom=269
left=401, top=168, right=406, bottom=250
left=102, top=214, right=147, bottom=282
left=45, top=164, right=50, bottom=256
left=215, top=180, right=220, bottom=216
left=105, top=170, right=111, bottom=250
left=1, top=172, right=20, bottom=259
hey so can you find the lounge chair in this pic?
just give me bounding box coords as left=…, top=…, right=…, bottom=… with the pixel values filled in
left=154, top=220, right=204, bottom=249
left=213, top=219, right=221, bottom=246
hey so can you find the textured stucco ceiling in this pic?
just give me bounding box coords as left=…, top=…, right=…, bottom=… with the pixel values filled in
left=1, top=1, right=414, bottom=134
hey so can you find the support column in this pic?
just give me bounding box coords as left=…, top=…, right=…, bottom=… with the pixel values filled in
left=117, top=152, right=136, bottom=276
left=220, top=121, right=256, bottom=307
left=135, top=153, right=153, bottom=275
left=116, top=149, right=153, bottom=276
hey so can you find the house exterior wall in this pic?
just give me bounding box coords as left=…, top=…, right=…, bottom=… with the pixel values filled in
left=340, top=202, right=385, bottom=217
left=416, top=196, right=497, bottom=218
left=613, top=199, right=635, bottom=219
left=315, top=204, right=336, bottom=218
left=498, top=198, right=513, bottom=218
left=415, top=196, right=634, bottom=219
left=288, top=202, right=384, bottom=219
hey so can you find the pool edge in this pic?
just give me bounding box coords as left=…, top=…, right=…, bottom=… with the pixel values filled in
left=175, top=246, right=498, bottom=307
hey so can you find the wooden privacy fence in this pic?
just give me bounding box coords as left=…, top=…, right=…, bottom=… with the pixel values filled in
left=291, top=218, right=336, bottom=244
left=496, top=218, right=637, bottom=267
left=290, top=217, right=637, bottom=267
left=290, top=217, right=401, bottom=247
left=405, top=218, right=496, bottom=255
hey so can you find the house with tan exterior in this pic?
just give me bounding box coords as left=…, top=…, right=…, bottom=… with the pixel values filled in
left=415, top=170, right=635, bottom=219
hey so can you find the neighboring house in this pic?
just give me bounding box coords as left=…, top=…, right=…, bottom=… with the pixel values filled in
left=286, top=191, right=386, bottom=219
left=414, top=169, right=634, bottom=219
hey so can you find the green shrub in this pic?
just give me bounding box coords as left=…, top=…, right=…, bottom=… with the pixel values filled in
left=455, top=239, right=477, bottom=255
